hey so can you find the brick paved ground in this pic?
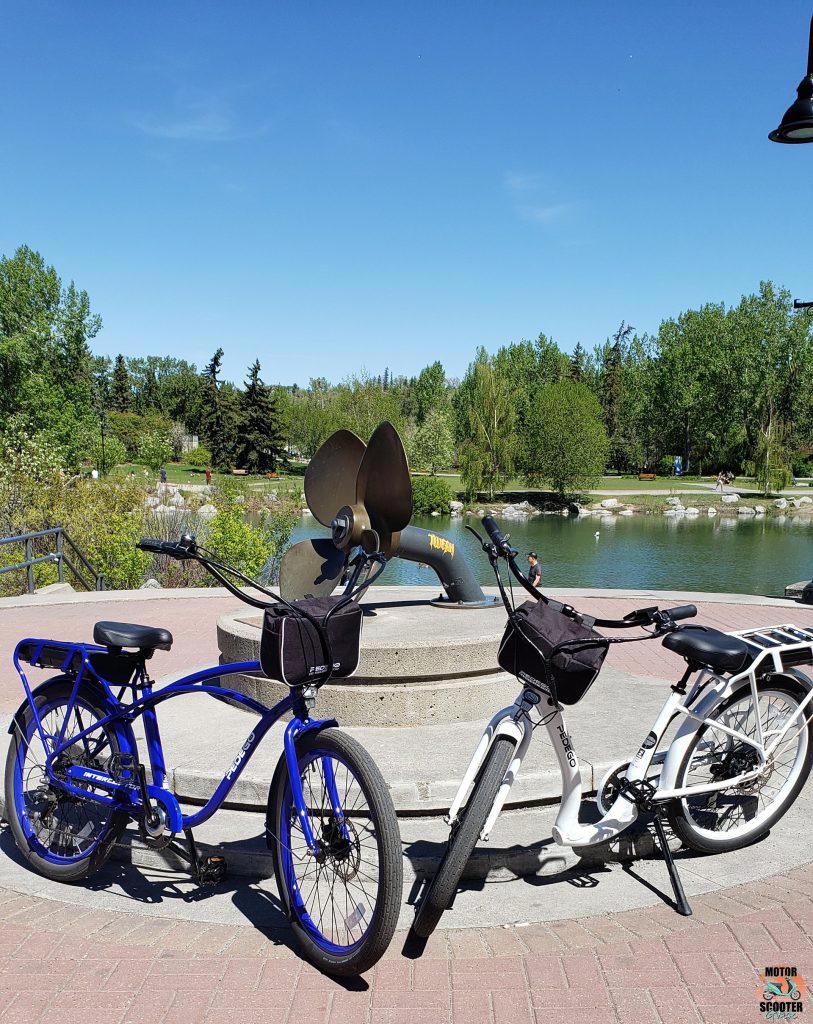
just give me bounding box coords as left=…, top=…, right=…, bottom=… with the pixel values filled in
left=2, top=591, right=812, bottom=1021
left=0, top=862, right=811, bottom=1023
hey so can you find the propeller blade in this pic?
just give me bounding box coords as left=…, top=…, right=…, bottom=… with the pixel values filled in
left=279, top=538, right=346, bottom=601
left=305, top=429, right=366, bottom=527
left=355, top=422, right=412, bottom=536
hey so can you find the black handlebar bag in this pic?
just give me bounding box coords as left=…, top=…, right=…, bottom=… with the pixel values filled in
left=497, top=598, right=608, bottom=705
left=260, top=596, right=363, bottom=687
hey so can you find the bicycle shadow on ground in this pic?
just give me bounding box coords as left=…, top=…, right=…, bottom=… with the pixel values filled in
left=0, top=819, right=369, bottom=987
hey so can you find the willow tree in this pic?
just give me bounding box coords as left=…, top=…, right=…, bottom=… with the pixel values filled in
left=455, top=348, right=516, bottom=499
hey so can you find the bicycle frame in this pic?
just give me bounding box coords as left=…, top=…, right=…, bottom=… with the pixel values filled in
left=445, top=655, right=813, bottom=850
left=10, top=637, right=339, bottom=854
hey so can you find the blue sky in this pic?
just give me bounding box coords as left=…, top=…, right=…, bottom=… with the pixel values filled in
left=2, top=2, right=811, bottom=387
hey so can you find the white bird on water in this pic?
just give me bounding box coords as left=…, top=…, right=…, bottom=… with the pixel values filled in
left=595, top=530, right=600, bottom=540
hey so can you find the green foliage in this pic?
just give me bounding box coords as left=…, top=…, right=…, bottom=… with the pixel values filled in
left=456, top=349, right=516, bottom=499
left=411, top=475, right=453, bottom=515
left=0, top=420, right=66, bottom=535
left=107, top=410, right=174, bottom=457
left=96, top=434, right=127, bottom=471
left=137, top=431, right=173, bottom=471
left=185, top=445, right=212, bottom=469
left=199, top=348, right=240, bottom=469
left=525, top=380, right=609, bottom=496
left=236, top=359, right=287, bottom=473
left=410, top=408, right=454, bottom=474
left=60, top=478, right=150, bottom=589
left=207, top=483, right=297, bottom=581
left=410, top=361, right=447, bottom=425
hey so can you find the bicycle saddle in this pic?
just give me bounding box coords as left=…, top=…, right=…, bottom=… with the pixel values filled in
left=661, top=624, right=751, bottom=674
left=93, top=621, right=173, bottom=653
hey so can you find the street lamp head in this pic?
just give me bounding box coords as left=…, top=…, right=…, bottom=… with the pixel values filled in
left=769, top=74, right=813, bottom=143
left=770, top=14, right=813, bottom=143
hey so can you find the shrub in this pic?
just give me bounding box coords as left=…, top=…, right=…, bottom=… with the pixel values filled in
left=95, top=434, right=127, bottom=471
left=185, top=445, right=212, bottom=470
left=206, top=483, right=298, bottom=582
left=137, top=431, right=173, bottom=471
left=411, top=475, right=453, bottom=515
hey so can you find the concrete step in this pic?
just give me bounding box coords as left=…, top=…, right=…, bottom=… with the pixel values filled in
left=0, top=666, right=679, bottom=816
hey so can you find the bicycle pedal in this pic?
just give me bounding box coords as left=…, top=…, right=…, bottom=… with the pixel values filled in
left=196, top=855, right=227, bottom=886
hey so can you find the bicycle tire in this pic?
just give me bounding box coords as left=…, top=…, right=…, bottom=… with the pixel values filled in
left=4, top=681, right=129, bottom=882
left=667, top=677, right=813, bottom=854
left=267, top=727, right=402, bottom=976
left=412, top=734, right=517, bottom=939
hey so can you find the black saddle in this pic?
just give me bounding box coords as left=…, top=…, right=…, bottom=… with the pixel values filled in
left=662, top=624, right=751, bottom=675
left=94, top=621, right=173, bottom=653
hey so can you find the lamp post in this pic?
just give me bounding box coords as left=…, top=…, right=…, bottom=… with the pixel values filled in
left=769, top=14, right=813, bottom=143
left=99, top=410, right=107, bottom=477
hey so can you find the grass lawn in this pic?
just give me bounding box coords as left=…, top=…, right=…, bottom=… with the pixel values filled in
left=110, top=462, right=307, bottom=488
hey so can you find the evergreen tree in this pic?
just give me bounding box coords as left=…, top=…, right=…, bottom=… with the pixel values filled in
left=570, top=342, right=586, bottom=381
left=112, top=354, right=131, bottom=411
left=236, top=360, right=287, bottom=473
left=199, top=348, right=239, bottom=469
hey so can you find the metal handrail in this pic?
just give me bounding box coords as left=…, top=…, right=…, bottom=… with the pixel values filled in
left=0, top=528, right=105, bottom=593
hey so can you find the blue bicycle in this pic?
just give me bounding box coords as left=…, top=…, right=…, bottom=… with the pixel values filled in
left=3, top=534, right=402, bottom=976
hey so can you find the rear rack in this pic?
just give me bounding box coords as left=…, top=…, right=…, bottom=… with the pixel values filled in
left=730, top=624, right=813, bottom=676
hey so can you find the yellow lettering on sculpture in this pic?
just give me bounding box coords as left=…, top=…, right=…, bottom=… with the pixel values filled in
left=428, top=533, right=455, bottom=558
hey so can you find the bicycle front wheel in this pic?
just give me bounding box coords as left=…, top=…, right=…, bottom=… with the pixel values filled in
left=667, top=678, right=813, bottom=854
left=4, top=681, right=129, bottom=882
left=412, top=733, right=517, bottom=939
left=267, top=728, right=402, bottom=976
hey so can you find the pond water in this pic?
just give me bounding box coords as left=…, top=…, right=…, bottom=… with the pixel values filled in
left=289, top=513, right=812, bottom=597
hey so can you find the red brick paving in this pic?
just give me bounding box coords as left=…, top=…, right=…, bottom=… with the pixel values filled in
left=0, top=862, right=809, bottom=1022
left=2, top=592, right=813, bottom=1020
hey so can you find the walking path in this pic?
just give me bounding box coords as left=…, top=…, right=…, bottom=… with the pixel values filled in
left=0, top=588, right=811, bottom=1022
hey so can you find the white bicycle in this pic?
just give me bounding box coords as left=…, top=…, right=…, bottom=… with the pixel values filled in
left=411, top=516, right=813, bottom=938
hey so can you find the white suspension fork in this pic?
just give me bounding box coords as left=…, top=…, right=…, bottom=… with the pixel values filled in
left=445, top=699, right=531, bottom=839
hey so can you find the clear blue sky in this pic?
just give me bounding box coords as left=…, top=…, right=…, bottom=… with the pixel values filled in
left=2, top=2, right=811, bottom=387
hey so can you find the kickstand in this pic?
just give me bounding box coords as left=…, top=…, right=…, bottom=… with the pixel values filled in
left=175, top=827, right=227, bottom=886
left=652, top=812, right=692, bottom=917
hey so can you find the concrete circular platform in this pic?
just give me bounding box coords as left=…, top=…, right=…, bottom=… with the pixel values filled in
left=217, top=586, right=520, bottom=725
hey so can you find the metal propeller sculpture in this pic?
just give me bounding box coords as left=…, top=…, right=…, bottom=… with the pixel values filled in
left=279, top=422, right=493, bottom=607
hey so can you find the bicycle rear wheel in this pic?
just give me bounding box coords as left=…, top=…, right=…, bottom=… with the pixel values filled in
left=267, top=728, right=402, bottom=976
left=412, top=734, right=517, bottom=939
left=667, top=678, right=813, bottom=854
left=4, top=681, right=129, bottom=881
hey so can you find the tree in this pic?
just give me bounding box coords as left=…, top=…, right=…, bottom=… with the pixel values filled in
left=527, top=380, right=609, bottom=495
left=411, top=407, right=454, bottom=474
left=570, top=342, right=586, bottom=381
left=198, top=348, right=239, bottom=469
left=411, top=361, right=447, bottom=424
left=236, top=359, right=287, bottom=473
left=455, top=348, right=516, bottom=499
left=111, top=355, right=131, bottom=411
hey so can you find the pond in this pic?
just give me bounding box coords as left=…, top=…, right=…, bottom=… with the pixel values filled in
left=289, top=512, right=812, bottom=598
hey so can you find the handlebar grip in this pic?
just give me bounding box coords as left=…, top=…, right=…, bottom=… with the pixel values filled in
left=666, top=604, right=697, bottom=622
left=137, top=538, right=183, bottom=557
left=482, top=515, right=510, bottom=553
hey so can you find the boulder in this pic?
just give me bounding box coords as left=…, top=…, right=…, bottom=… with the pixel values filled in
left=774, top=498, right=788, bottom=510
left=600, top=498, right=618, bottom=508
left=755, top=505, right=766, bottom=514
left=684, top=507, right=700, bottom=516
left=139, top=578, right=162, bottom=590
left=197, top=503, right=217, bottom=519
left=450, top=500, right=464, bottom=512
left=619, top=509, right=634, bottom=517
left=665, top=497, right=683, bottom=507
left=800, top=496, right=812, bottom=506
left=738, top=506, right=756, bottom=516
left=707, top=507, right=717, bottom=517
left=145, top=495, right=159, bottom=508
left=721, top=493, right=739, bottom=504
left=170, top=493, right=185, bottom=507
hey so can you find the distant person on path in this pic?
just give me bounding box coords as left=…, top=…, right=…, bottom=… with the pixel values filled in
left=527, top=552, right=542, bottom=588
left=205, top=467, right=212, bottom=485
left=159, top=467, right=167, bottom=486
left=716, top=471, right=726, bottom=492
